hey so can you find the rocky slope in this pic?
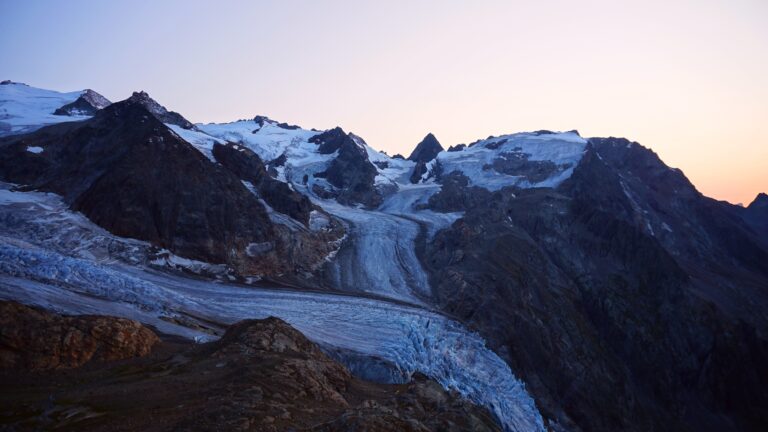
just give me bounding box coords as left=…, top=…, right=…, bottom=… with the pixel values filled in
left=53, top=89, right=111, bottom=116
left=0, top=301, right=500, bottom=432
left=741, top=192, right=768, bottom=246
left=310, top=127, right=382, bottom=207
left=422, top=140, right=768, bottom=432
left=0, top=94, right=342, bottom=277
left=212, top=142, right=314, bottom=225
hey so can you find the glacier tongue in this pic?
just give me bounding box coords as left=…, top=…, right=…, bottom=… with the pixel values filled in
left=313, top=182, right=461, bottom=305
left=0, top=183, right=545, bottom=432
left=0, top=250, right=545, bottom=432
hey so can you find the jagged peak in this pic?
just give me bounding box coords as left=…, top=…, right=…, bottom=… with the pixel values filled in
left=127, top=90, right=158, bottom=105
left=124, top=91, right=195, bottom=130
left=408, top=133, right=444, bottom=163
left=309, top=127, right=357, bottom=155
left=80, top=89, right=111, bottom=107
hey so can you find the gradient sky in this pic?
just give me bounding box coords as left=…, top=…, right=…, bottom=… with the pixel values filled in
left=1, top=0, right=766, bottom=204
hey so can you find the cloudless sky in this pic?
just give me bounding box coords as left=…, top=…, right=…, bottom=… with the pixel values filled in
left=1, top=0, right=766, bottom=204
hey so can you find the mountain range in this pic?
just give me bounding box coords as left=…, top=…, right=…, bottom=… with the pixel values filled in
left=1, top=79, right=766, bottom=432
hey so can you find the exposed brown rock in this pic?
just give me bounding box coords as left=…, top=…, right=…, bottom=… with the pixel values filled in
left=0, top=301, right=158, bottom=370
left=0, top=309, right=499, bottom=431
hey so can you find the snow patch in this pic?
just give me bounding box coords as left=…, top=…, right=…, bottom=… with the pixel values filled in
left=166, top=124, right=224, bottom=161
left=149, top=249, right=230, bottom=276
left=309, top=210, right=331, bottom=231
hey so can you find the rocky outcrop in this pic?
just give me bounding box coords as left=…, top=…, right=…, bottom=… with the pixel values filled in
left=212, top=142, right=313, bottom=225
left=408, top=133, right=444, bottom=184
left=310, top=127, right=381, bottom=207
left=253, top=115, right=301, bottom=130
left=0, top=301, right=158, bottom=370
left=53, top=89, right=111, bottom=116
left=0, top=312, right=500, bottom=432
left=126, top=91, right=196, bottom=129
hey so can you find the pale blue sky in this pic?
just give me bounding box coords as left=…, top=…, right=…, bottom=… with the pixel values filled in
left=1, top=0, right=766, bottom=203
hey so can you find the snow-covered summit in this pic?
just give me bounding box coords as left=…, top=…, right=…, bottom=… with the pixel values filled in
left=0, top=82, right=92, bottom=136
left=430, top=130, right=588, bottom=191
left=199, top=118, right=418, bottom=203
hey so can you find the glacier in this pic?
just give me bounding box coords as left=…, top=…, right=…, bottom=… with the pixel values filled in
left=0, top=183, right=545, bottom=431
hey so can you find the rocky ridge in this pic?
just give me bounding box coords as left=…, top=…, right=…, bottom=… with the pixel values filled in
left=0, top=301, right=500, bottom=432
left=53, top=89, right=111, bottom=116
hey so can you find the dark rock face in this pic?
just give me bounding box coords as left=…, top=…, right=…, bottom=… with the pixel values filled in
left=126, top=91, right=196, bottom=129
left=579, top=138, right=768, bottom=284
left=310, top=127, right=381, bottom=207
left=409, top=133, right=444, bottom=183
left=253, top=115, right=301, bottom=130
left=447, top=143, right=466, bottom=152
left=743, top=192, right=768, bottom=246
left=410, top=159, right=444, bottom=184
left=0, top=311, right=499, bottom=432
left=0, top=301, right=158, bottom=370
left=53, top=89, right=111, bottom=116
left=0, top=97, right=285, bottom=274
left=485, top=150, right=563, bottom=183
left=408, top=133, right=443, bottom=163
left=423, top=140, right=768, bottom=432
left=423, top=171, right=491, bottom=212
left=212, top=142, right=313, bottom=225
left=410, top=161, right=429, bottom=184
left=311, top=126, right=348, bottom=154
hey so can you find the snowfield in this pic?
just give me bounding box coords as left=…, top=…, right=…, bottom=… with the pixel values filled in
left=0, top=82, right=89, bottom=136
left=437, top=131, right=587, bottom=190
left=0, top=183, right=544, bottom=432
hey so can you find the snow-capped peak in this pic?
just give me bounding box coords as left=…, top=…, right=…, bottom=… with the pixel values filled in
left=0, top=82, right=91, bottom=137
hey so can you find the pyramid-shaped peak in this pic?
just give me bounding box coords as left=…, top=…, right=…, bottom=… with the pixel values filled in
left=408, top=133, right=444, bottom=163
